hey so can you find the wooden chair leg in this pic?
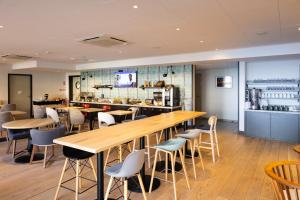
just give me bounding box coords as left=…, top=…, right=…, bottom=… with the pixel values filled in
left=89, top=158, right=97, bottom=181
left=169, top=128, right=173, bottom=139
left=179, top=149, right=190, bottom=190
left=12, top=140, right=16, bottom=158
left=6, top=140, right=12, bottom=154
left=54, top=158, right=68, bottom=200
left=70, top=124, right=74, bottom=133
left=119, top=145, right=122, bottom=162
left=165, top=152, right=168, bottom=181
left=43, top=146, right=48, bottom=168
left=155, top=133, right=162, bottom=161
left=79, top=161, right=82, bottom=189
left=137, top=173, right=148, bottom=200
left=132, top=139, right=136, bottom=151
left=104, top=148, right=111, bottom=170
left=30, top=145, right=36, bottom=164
left=170, top=152, right=177, bottom=200
left=214, top=132, right=220, bottom=157
left=149, top=150, right=159, bottom=193
left=189, top=140, right=197, bottom=179
left=174, top=126, right=178, bottom=134
left=105, top=176, right=114, bottom=200
left=75, top=160, right=80, bottom=200
left=210, top=133, right=216, bottom=163
left=124, top=179, right=128, bottom=200
left=146, top=136, right=151, bottom=168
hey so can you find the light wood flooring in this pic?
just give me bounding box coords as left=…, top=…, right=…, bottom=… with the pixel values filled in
left=0, top=122, right=298, bottom=200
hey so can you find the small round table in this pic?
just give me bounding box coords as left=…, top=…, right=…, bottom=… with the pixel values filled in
left=2, top=118, right=54, bottom=163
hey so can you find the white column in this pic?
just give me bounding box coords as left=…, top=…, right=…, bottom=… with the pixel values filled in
left=238, top=61, right=246, bottom=132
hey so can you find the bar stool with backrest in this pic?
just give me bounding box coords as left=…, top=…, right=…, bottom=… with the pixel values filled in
left=0, top=112, right=14, bottom=153
left=265, top=160, right=300, bottom=200
left=46, top=107, right=68, bottom=130
left=176, top=129, right=205, bottom=179
left=54, top=146, right=97, bottom=200
left=69, top=109, right=85, bottom=133
left=149, top=137, right=190, bottom=200
left=0, top=104, right=16, bottom=112
left=104, top=149, right=147, bottom=200
left=30, top=125, right=65, bottom=168
left=196, top=115, right=220, bottom=163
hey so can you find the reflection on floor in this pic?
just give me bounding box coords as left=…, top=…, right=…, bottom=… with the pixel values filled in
left=0, top=121, right=296, bottom=200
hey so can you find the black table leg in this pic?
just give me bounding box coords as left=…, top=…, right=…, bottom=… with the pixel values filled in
left=128, top=136, right=160, bottom=193
left=155, top=129, right=182, bottom=173
left=96, top=152, right=104, bottom=200
left=88, top=113, right=94, bottom=130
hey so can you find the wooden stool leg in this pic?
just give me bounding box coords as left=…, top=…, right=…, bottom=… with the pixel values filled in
left=54, top=158, right=68, bottom=200
left=137, top=173, right=148, bottom=200
left=119, top=145, right=122, bottom=162
left=165, top=152, right=168, bottom=181
left=170, top=152, right=177, bottom=200
left=75, top=160, right=80, bottom=200
left=189, top=140, right=197, bottom=179
left=105, top=176, right=113, bottom=200
left=43, top=146, right=48, bottom=168
left=155, top=133, right=162, bottom=161
left=89, top=158, right=97, bottom=181
left=124, top=179, right=128, bottom=200
left=179, top=149, right=190, bottom=190
left=196, top=139, right=205, bottom=171
left=149, top=150, right=159, bottom=193
left=214, top=132, right=220, bottom=157
left=146, top=136, right=151, bottom=168
left=104, top=148, right=111, bottom=170
left=210, top=133, right=215, bottom=163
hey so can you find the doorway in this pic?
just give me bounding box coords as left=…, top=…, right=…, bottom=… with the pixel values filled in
left=69, top=75, right=80, bottom=101
left=8, top=74, right=32, bottom=118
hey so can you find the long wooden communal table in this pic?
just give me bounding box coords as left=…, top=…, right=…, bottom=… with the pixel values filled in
left=54, top=110, right=206, bottom=200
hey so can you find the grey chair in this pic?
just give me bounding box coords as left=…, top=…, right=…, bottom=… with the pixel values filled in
left=30, top=125, right=66, bottom=168
left=0, top=112, right=14, bottom=153
left=33, top=105, right=46, bottom=119
left=0, top=104, right=16, bottom=112
left=7, top=128, right=31, bottom=158
left=104, top=149, right=147, bottom=200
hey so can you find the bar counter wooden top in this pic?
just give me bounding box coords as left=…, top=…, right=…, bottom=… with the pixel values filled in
left=54, top=111, right=206, bottom=154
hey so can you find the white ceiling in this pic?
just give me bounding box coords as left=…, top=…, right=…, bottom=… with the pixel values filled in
left=0, top=0, right=299, bottom=65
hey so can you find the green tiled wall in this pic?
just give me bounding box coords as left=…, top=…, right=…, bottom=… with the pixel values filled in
left=80, top=65, right=193, bottom=110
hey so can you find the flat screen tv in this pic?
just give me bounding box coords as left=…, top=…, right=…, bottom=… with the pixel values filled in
left=114, top=71, right=137, bottom=88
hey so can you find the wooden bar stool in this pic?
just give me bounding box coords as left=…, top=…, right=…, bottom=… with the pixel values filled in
left=149, top=138, right=190, bottom=200
left=54, top=146, right=97, bottom=200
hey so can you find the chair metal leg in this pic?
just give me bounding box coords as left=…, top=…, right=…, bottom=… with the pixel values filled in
left=179, top=149, right=190, bottom=190
left=149, top=150, right=159, bottom=193
left=137, top=173, right=148, bottom=200
left=104, top=176, right=114, bottom=200
left=54, top=158, right=68, bottom=200
left=124, top=179, right=128, bottom=200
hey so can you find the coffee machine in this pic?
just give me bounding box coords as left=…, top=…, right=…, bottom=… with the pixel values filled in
left=162, top=86, right=180, bottom=107
left=249, top=88, right=262, bottom=110
left=153, top=92, right=163, bottom=106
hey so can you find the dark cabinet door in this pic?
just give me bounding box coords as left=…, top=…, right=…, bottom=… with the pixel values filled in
left=245, top=111, right=271, bottom=139
left=271, top=113, right=299, bottom=143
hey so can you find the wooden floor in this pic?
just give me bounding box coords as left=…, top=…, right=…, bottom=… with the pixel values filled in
left=0, top=121, right=298, bottom=200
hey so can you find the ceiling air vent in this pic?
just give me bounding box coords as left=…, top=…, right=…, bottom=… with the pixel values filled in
left=80, top=35, right=128, bottom=47
left=1, top=54, right=33, bottom=61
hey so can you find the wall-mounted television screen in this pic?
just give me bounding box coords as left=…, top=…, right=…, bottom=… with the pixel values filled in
left=114, top=71, right=137, bottom=88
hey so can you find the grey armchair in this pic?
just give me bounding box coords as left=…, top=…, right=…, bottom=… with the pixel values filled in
left=0, top=112, right=14, bottom=153
left=30, top=125, right=66, bottom=168
left=0, top=104, right=16, bottom=112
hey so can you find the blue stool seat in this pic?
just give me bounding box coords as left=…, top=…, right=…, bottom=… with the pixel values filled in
left=176, top=130, right=200, bottom=139
left=155, top=138, right=186, bottom=151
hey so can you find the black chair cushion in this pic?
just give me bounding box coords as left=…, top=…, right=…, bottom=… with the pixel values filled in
left=63, top=146, right=94, bottom=160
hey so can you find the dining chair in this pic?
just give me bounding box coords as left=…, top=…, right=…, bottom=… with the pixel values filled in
left=33, top=105, right=46, bottom=119
left=46, top=107, right=68, bottom=130
left=0, top=111, right=14, bottom=153
left=265, top=160, right=300, bottom=200
left=69, top=109, right=85, bottom=132
left=0, top=104, right=16, bottom=112
left=30, top=125, right=66, bottom=168
left=54, top=146, right=97, bottom=200
left=104, top=150, right=147, bottom=200
left=7, top=128, right=31, bottom=158
left=196, top=115, right=220, bottom=162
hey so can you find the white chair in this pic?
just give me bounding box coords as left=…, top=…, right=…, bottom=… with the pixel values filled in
left=46, top=107, right=68, bottom=130
left=196, top=116, right=220, bottom=163
left=69, top=109, right=85, bottom=132
left=128, top=107, right=139, bottom=120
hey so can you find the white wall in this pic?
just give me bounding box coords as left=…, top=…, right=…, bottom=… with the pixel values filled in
left=197, top=66, right=239, bottom=121
left=0, top=64, right=67, bottom=103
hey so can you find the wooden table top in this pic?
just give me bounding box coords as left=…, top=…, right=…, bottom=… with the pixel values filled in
left=2, top=118, right=54, bottom=129
left=294, top=145, right=300, bottom=154
left=80, top=108, right=104, bottom=113
left=54, top=111, right=206, bottom=153
left=9, top=111, right=27, bottom=116
left=59, top=106, right=83, bottom=111
left=107, top=110, right=133, bottom=116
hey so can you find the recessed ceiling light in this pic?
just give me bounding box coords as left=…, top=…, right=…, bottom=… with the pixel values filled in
left=70, top=57, right=75, bottom=60
left=256, top=31, right=268, bottom=36
left=0, top=25, right=4, bottom=29
left=199, top=40, right=204, bottom=43
left=215, top=48, right=219, bottom=51
left=133, top=5, right=138, bottom=9
left=176, top=27, right=180, bottom=31
left=298, top=27, right=300, bottom=31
